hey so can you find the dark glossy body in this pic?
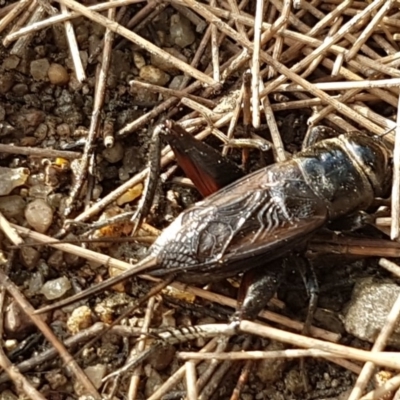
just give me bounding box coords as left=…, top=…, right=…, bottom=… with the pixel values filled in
left=148, top=132, right=391, bottom=283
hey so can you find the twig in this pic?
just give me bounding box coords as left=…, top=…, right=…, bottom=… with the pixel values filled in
left=60, top=3, right=86, bottom=82
left=379, top=258, right=400, bottom=278
left=210, top=0, right=220, bottom=82
left=267, top=0, right=291, bottom=79
left=128, top=297, right=156, bottom=400
left=0, top=0, right=32, bottom=35
left=346, top=1, right=393, bottom=61
left=392, top=94, right=400, bottom=240
left=360, top=373, right=400, bottom=400
left=55, top=0, right=215, bottom=86
left=250, top=0, right=264, bottom=127
left=262, top=95, right=286, bottom=162
left=274, top=78, right=400, bottom=92
left=129, top=80, right=216, bottom=108
left=0, top=143, right=81, bottom=160
left=63, top=2, right=116, bottom=217
left=182, top=0, right=386, bottom=135
left=240, top=320, right=400, bottom=370
left=230, top=353, right=254, bottom=400
left=10, top=4, right=46, bottom=56
left=0, top=322, right=145, bottom=384
left=179, top=348, right=363, bottom=361
left=186, top=361, right=199, bottom=400
left=6, top=0, right=146, bottom=42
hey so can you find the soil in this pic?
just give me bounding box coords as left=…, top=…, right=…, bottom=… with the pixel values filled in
left=0, top=1, right=398, bottom=399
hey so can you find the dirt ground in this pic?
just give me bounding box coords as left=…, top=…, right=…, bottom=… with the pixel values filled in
left=0, top=1, right=400, bottom=399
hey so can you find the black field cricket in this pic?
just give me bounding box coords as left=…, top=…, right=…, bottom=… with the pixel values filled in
left=38, top=120, right=393, bottom=327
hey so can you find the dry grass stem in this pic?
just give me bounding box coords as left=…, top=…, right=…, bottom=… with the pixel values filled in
left=129, top=80, right=216, bottom=108
left=5, top=0, right=146, bottom=42
left=391, top=95, right=400, bottom=240
left=275, top=78, right=400, bottom=92
left=179, top=348, right=364, bottom=361
left=0, top=143, right=81, bottom=159
left=240, top=320, right=400, bottom=370
left=210, top=0, right=220, bottom=82
left=262, top=95, right=286, bottom=162
left=0, top=0, right=32, bottom=35
left=267, top=0, right=291, bottom=80
left=60, top=3, right=86, bottom=82
left=186, top=361, right=199, bottom=400
left=379, top=258, right=400, bottom=279
left=56, top=0, right=215, bottom=85
left=250, top=0, right=264, bottom=127
left=128, top=297, right=156, bottom=400
left=9, top=4, right=45, bottom=55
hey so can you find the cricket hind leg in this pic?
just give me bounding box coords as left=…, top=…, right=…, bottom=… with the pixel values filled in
left=287, top=255, right=319, bottom=392
left=230, top=259, right=285, bottom=327
left=292, top=256, right=319, bottom=336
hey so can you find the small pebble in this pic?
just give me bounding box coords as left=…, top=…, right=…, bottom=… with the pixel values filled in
left=169, top=75, right=184, bottom=90
left=4, top=301, right=35, bottom=338
left=102, top=141, right=124, bottom=163
left=133, top=51, right=146, bottom=70
left=344, top=278, right=400, bottom=347
left=10, top=108, right=45, bottom=134
left=67, top=305, right=92, bottom=334
left=28, top=271, right=44, bottom=294
left=34, top=123, right=48, bottom=142
left=48, top=63, right=70, bottom=85
left=170, top=14, right=195, bottom=48
left=40, top=276, right=71, bottom=300
left=116, top=183, right=143, bottom=206
left=56, top=123, right=71, bottom=137
left=30, top=58, right=50, bottom=81
left=84, top=364, right=107, bottom=389
left=0, top=195, right=25, bottom=220
left=0, top=73, right=14, bottom=94
left=28, top=184, right=52, bottom=199
left=0, top=167, right=29, bottom=196
left=19, top=246, right=40, bottom=269
left=47, top=250, right=65, bottom=269
left=147, top=345, right=176, bottom=371
left=12, top=83, right=29, bottom=96
left=256, top=341, right=287, bottom=383
left=284, top=369, right=304, bottom=395
left=139, top=65, right=170, bottom=86
left=20, top=136, right=37, bottom=146
left=4, top=340, right=18, bottom=351
left=2, top=55, right=20, bottom=70
left=25, top=199, right=54, bottom=233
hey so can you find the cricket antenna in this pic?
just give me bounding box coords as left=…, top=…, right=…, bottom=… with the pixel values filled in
left=34, top=255, right=159, bottom=315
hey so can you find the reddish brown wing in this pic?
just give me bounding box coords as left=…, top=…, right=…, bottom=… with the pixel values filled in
left=163, top=121, right=244, bottom=197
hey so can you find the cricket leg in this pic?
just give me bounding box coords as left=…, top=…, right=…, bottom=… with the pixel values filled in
left=230, top=259, right=285, bottom=327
